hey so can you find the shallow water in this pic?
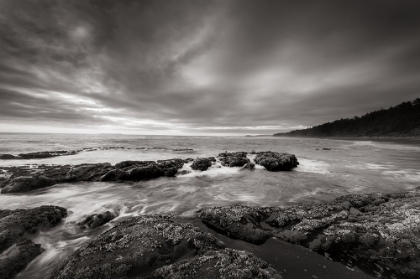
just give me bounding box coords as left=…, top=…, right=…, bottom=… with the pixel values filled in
left=1, top=133, right=420, bottom=278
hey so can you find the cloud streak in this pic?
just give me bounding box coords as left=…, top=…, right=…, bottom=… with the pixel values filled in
left=1, top=0, right=419, bottom=135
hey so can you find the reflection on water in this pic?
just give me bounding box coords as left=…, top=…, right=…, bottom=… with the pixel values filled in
left=1, top=134, right=420, bottom=278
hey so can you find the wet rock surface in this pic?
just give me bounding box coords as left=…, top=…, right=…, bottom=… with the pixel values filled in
left=1, top=159, right=185, bottom=193
left=78, top=211, right=117, bottom=229
left=218, top=152, right=250, bottom=167
left=0, top=206, right=67, bottom=279
left=198, top=187, right=420, bottom=278
left=254, top=151, right=299, bottom=171
left=191, top=157, right=215, bottom=171
left=48, top=215, right=282, bottom=279
left=0, top=150, right=81, bottom=160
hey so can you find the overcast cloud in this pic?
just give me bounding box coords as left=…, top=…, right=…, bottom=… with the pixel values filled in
left=1, top=0, right=419, bottom=135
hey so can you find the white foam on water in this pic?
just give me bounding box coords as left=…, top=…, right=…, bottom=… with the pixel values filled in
left=178, top=161, right=243, bottom=178
left=351, top=141, right=420, bottom=151
left=295, top=158, right=330, bottom=175
left=382, top=170, right=420, bottom=182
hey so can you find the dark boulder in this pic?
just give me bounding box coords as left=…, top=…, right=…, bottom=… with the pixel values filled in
left=254, top=151, right=299, bottom=171
left=191, top=157, right=215, bottom=171
left=0, top=206, right=67, bottom=279
left=0, top=154, right=16, bottom=159
left=78, top=211, right=116, bottom=229
left=217, top=152, right=250, bottom=167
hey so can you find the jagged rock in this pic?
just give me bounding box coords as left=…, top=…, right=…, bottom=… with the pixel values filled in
left=191, top=157, right=215, bottom=171
left=48, top=215, right=281, bottom=279
left=78, top=211, right=117, bottom=229
left=149, top=248, right=282, bottom=279
left=254, top=151, right=299, bottom=171
left=0, top=206, right=67, bottom=279
left=241, top=162, right=255, bottom=170
left=197, top=187, right=420, bottom=278
left=217, top=152, right=250, bottom=167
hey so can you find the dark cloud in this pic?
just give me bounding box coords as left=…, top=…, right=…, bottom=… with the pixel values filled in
left=0, top=0, right=419, bottom=134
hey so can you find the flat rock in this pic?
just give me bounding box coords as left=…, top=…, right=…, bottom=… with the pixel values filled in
left=254, top=151, right=299, bottom=171
left=197, top=187, right=420, bottom=278
left=1, top=159, right=185, bottom=193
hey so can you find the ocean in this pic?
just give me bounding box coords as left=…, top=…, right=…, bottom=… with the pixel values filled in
left=1, top=133, right=420, bottom=278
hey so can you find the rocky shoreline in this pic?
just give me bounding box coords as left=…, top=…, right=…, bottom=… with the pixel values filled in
left=0, top=151, right=298, bottom=193
left=1, top=188, right=420, bottom=278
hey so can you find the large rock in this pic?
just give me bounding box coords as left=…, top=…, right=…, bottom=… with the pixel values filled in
left=0, top=206, right=67, bottom=279
left=191, top=157, right=215, bottom=171
left=1, top=159, right=185, bottom=193
left=49, top=215, right=281, bottom=279
left=198, top=187, right=420, bottom=278
left=217, top=152, right=250, bottom=167
left=254, top=151, right=299, bottom=171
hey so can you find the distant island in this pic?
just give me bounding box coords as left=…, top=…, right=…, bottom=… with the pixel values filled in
left=274, top=98, right=420, bottom=138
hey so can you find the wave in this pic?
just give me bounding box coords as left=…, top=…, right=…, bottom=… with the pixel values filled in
left=350, top=141, right=420, bottom=151
left=295, top=158, right=330, bottom=174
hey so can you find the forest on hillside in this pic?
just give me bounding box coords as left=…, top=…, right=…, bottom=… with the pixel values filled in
left=274, top=98, right=420, bottom=137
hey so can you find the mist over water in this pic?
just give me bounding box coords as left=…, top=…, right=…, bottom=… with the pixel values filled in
left=1, top=134, right=420, bottom=278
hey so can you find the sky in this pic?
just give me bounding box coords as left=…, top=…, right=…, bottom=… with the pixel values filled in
left=1, top=0, right=419, bottom=136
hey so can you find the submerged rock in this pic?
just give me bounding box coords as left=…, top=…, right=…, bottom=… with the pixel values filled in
left=217, top=152, right=250, bottom=167
left=78, top=211, right=117, bottom=229
left=1, top=159, right=185, bottom=193
left=254, top=151, right=299, bottom=171
left=0, top=206, right=67, bottom=279
left=197, top=187, right=420, bottom=278
left=191, top=157, right=215, bottom=171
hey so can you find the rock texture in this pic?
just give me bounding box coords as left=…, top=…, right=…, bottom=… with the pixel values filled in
left=217, top=152, right=250, bottom=167
left=254, top=151, right=299, bottom=171
left=191, top=157, right=215, bottom=171
left=0, top=206, right=67, bottom=279
left=1, top=159, right=184, bottom=193
left=78, top=211, right=117, bottom=229
left=0, top=150, right=80, bottom=160
left=198, top=187, right=420, bottom=278
left=48, top=215, right=282, bottom=279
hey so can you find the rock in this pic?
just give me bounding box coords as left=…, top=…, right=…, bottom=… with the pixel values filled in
left=322, top=148, right=331, bottom=151
left=0, top=206, right=67, bottom=279
left=149, top=248, right=282, bottom=279
left=0, top=154, right=16, bottom=159
left=78, top=211, right=117, bottom=229
left=217, top=152, right=250, bottom=167
left=48, top=215, right=281, bottom=279
left=197, top=187, right=420, bottom=278
left=1, top=176, right=54, bottom=193
left=254, top=151, right=299, bottom=171
left=1, top=159, right=185, bottom=193
left=48, top=215, right=224, bottom=278
left=191, top=157, right=214, bottom=171
left=178, top=170, right=191, bottom=175
left=0, top=150, right=81, bottom=160
left=242, top=162, right=255, bottom=170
